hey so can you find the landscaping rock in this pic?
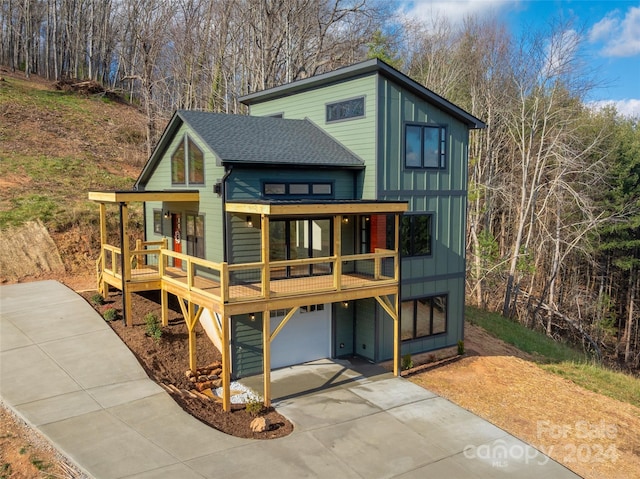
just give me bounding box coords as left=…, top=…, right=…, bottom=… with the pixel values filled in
left=250, top=417, right=270, bottom=433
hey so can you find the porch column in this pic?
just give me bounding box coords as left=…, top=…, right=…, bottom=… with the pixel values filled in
left=221, top=311, right=231, bottom=412
left=261, top=214, right=270, bottom=299
left=394, top=213, right=401, bottom=376
left=333, top=216, right=342, bottom=290
left=119, top=202, right=133, bottom=326
left=262, top=308, right=271, bottom=408
left=98, top=203, right=108, bottom=296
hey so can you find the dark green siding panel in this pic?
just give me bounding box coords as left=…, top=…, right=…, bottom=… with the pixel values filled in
left=334, top=303, right=354, bottom=357
left=232, top=314, right=263, bottom=378
left=227, top=169, right=356, bottom=201
left=399, top=276, right=465, bottom=357
left=354, top=299, right=375, bottom=361
left=377, top=305, right=395, bottom=361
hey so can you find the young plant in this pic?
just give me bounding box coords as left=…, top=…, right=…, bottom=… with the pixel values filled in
left=102, top=307, right=117, bottom=321
left=144, top=312, right=162, bottom=342
left=245, top=396, right=265, bottom=416
left=457, top=340, right=465, bottom=355
left=90, top=293, right=105, bottom=305
left=401, top=353, right=413, bottom=370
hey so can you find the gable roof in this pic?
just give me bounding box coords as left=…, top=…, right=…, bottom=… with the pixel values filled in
left=239, top=58, right=486, bottom=130
left=136, top=111, right=364, bottom=188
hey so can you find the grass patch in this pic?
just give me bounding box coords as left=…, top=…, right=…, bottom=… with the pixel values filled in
left=467, top=306, right=640, bottom=408
left=541, top=362, right=640, bottom=408
left=466, top=306, right=586, bottom=363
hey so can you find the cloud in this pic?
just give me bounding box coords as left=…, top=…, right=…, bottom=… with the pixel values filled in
left=588, top=99, right=640, bottom=118
left=588, top=6, right=640, bottom=57
left=397, top=0, right=515, bottom=25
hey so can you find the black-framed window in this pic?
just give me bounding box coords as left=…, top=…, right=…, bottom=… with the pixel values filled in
left=401, top=295, right=447, bottom=340
left=263, top=182, right=333, bottom=198
left=185, top=213, right=204, bottom=258
left=405, top=123, right=447, bottom=169
left=153, top=209, right=163, bottom=235
left=401, top=214, right=432, bottom=256
left=326, top=96, right=365, bottom=122
left=172, top=135, right=204, bottom=185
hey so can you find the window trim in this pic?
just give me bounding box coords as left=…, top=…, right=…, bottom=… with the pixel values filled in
left=401, top=294, right=448, bottom=341
left=325, top=96, right=366, bottom=123
left=404, top=122, right=447, bottom=170
left=401, top=213, right=433, bottom=257
left=184, top=211, right=205, bottom=259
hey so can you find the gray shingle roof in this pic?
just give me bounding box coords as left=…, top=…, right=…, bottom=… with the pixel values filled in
left=177, top=110, right=364, bottom=167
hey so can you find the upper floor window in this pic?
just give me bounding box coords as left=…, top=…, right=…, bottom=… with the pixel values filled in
left=405, top=123, right=447, bottom=169
left=401, top=214, right=432, bottom=257
left=326, top=96, right=365, bottom=123
left=172, top=135, right=204, bottom=185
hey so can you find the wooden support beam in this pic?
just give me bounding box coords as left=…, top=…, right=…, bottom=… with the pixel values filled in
left=263, top=309, right=271, bottom=408
left=270, top=306, right=298, bottom=342
left=261, top=214, right=270, bottom=299
left=221, top=312, right=231, bottom=412
left=333, top=216, right=342, bottom=291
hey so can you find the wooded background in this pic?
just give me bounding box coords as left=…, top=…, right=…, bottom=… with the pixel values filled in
left=2, top=0, right=638, bottom=369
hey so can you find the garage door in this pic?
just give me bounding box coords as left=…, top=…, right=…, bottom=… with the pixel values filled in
left=270, top=305, right=331, bottom=369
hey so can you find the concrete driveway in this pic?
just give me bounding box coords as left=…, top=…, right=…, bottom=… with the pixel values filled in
left=0, top=281, right=580, bottom=478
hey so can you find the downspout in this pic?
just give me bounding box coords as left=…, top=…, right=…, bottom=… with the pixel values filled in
left=221, top=166, right=233, bottom=262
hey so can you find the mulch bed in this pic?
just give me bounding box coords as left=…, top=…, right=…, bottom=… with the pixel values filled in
left=79, top=290, right=293, bottom=439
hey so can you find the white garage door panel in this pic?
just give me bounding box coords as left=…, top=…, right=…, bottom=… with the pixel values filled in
left=270, top=307, right=331, bottom=369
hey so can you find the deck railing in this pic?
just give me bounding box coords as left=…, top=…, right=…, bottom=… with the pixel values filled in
left=99, top=242, right=398, bottom=304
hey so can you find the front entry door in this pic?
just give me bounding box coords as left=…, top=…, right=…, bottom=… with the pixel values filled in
left=172, top=213, right=182, bottom=268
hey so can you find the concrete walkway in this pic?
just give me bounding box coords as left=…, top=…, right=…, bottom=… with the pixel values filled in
left=0, top=281, right=581, bottom=479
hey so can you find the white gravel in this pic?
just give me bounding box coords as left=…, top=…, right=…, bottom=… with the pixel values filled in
left=214, top=382, right=261, bottom=404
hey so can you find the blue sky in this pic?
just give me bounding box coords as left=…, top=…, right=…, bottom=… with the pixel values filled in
left=397, top=1, right=640, bottom=117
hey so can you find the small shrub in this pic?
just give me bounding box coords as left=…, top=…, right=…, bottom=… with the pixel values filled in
left=457, top=340, right=465, bottom=355
left=245, top=396, right=265, bottom=416
left=102, top=307, right=117, bottom=322
left=144, top=312, right=162, bottom=342
left=401, top=353, right=413, bottom=370
left=90, top=293, right=104, bottom=305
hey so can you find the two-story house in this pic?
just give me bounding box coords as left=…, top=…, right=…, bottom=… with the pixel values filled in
left=89, top=58, right=484, bottom=410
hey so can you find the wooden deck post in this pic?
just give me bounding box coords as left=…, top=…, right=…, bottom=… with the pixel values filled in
left=263, top=309, right=271, bottom=408
left=394, top=213, right=401, bottom=376
left=119, top=202, right=133, bottom=326
left=98, top=203, right=108, bottom=296
left=334, top=216, right=342, bottom=291
left=221, top=311, right=231, bottom=412
left=261, top=214, right=270, bottom=299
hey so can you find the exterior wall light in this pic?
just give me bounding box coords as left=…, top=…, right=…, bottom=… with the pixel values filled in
left=246, top=215, right=253, bottom=227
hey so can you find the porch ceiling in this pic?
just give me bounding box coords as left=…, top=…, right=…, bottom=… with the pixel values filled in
left=226, top=200, right=408, bottom=216
left=88, top=190, right=199, bottom=203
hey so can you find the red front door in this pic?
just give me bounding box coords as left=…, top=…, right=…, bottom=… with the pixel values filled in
left=172, top=213, right=182, bottom=268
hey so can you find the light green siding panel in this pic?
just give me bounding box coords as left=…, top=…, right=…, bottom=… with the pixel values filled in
left=141, top=122, right=226, bottom=262
left=249, top=75, right=378, bottom=199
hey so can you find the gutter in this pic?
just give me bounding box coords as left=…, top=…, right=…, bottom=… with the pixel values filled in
left=220, top=166, right=233, bottom=263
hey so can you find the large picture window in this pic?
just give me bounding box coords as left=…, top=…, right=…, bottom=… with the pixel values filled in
left=401, top=214, right=432, bottom=257
left=326, top=97, right=365, bottom=122
left=405, top=123, right=447, bottom=169
left=172, top=135, right=204, bottom=185
left=263, top=181, right=333, bottom=198
left=401, top=295, right=447, bottom=340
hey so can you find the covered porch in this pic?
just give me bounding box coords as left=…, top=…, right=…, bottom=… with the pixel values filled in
left=89, top=190, right=407, bottom=411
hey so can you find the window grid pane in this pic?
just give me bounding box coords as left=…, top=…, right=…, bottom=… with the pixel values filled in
left=188, top=138, right=204, bottom=184
left=171, top=142, right=185, bottom=184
